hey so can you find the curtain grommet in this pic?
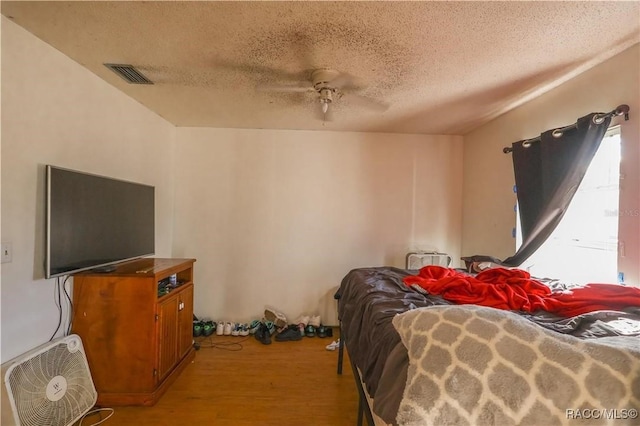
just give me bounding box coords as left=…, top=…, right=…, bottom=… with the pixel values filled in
left=522, top=141, right=531, bottom=148
left=593, top=114, right=606, bottom=124
left=552, top=129, right=563, bottom=138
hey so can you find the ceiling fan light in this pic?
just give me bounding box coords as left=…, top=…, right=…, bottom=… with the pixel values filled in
left=319, top=88, right=333, bottom=102
left=322, top=102, right=329, bottom=114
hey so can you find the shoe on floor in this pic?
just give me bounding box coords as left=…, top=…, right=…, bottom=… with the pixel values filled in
left=305, top=324, right=316, bottom=337
left=239, top=323, right=250, bottom=336
left=255, top=323, right=272, bottom=345
left=293, top=315, right=310, bottom=337
left=224, top=322, right=233, bottom=336
left=216, top=321, right=224, bottom=336
left=326, top=339, right=340, bottom=351
left=308, top=315, right=321, bottom=328
left=317, top=325, right=328, bottom=338
left=275, top=325, right=302, bottom=342
left=202, top=320, right=215, bottom=337
left=193, top=321, right=203, bottom=337
left=264, top=320, right=276, bottom=336
left=264, top=308, right=287, bottom=328
left=293, top=315, right=310, bottom=326
left=231, top=323, right=240, bottom=337
left=248, top=319, right=261, bottom=334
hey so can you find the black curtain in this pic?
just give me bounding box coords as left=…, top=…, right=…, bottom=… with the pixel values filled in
left=501, top=112, right=612, bottom=266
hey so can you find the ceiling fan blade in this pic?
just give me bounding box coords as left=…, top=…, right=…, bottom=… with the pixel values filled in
left=331, top=72, right=362, bottom=90
left=212, top=57, right=303, bottom=81
left=291, top=32, right=316, bottom=71
left=343, top=93, right=389, bottom=112
left=256, top=83, right=314, bottom=93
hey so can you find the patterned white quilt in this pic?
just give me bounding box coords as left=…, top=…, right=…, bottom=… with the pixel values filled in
left=392, top=305, right=640, bottom=426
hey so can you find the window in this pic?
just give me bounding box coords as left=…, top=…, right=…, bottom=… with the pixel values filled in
left=517, top=126, right=621, bottom=284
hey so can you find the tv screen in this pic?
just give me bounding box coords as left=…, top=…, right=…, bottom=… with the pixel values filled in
left=45, top=165, right=155, bottom=278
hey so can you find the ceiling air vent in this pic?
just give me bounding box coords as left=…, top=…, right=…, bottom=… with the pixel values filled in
left=104, top=63, right=153, bottom=85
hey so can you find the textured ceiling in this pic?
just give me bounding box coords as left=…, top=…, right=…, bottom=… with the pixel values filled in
left=2, top=1, right=639, bottom=134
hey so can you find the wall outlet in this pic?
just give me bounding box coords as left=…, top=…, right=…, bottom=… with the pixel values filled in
left=1, top=242, right=12, bottom=263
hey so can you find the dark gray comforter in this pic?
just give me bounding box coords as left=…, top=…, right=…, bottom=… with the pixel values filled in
left=335, top=267, right=640, bottom=425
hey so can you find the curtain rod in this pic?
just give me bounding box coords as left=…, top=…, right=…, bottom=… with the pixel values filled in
left=502, top=104, right=630, bottom=154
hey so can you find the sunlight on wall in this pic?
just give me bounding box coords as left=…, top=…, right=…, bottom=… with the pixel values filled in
left=518, top=128, right=621, bottom=284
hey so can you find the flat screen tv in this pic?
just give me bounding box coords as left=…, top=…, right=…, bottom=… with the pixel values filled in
left=45, top=165, right=155, bottom=278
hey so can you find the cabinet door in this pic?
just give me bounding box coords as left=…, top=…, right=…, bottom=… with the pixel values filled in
left=177, top=284, right=194, bottom=360
left=157, top=294, right=179, bottom=381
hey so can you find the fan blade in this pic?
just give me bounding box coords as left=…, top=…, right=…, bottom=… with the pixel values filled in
left=331, top=72, right=362, bottom=91
left=256, top=83, right=314, bottom=93
left=343, top=93, right=389, bottom=112
left=212, top=57, right=302, bottom=81
left=291, top=32, right=316, bottom=71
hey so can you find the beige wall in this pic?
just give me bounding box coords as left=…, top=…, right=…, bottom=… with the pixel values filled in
left=1, top=18, right=176, bottom=361
left=172, top=128, right=463, bottom=325
left=462, top=44, right=640, bottom=286
left=0, top=16, right=463, bottom=361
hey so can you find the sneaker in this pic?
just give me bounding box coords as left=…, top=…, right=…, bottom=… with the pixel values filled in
left=264, top=320, right=276, bottom=336
left=275, top=325, right=302, bottom=342
left=305, top=324, right=316, bottom=337
left=326, top=339, right=340, bottom=351
left=254, top=323, right=264, bottom=340
left=248, top=320, right=261, bottom=335
left=255, top=323, right=271, bottom=345
left=264, top=308, right=287, bottom=328
left=293, top=315, right=310, bottom=326
left=223, top=322, right=233, bottom=336
left=294, top=315, right=309, bottom=336
left=309, top=315, right=321, bottom=328
left=231, top=324, right=240, bottom=337
left=193, top=321, right=203, bottom=337
left=202, top=320, right=215, bottom=337
left=317, top=325, right=328, bottom=338
left=239, top=324, right=250, bottom=337
left=216, top=321, right=224, bottom=336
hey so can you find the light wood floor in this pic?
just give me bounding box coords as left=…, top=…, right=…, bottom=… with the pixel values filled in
left=96, top=331, right=358, bottom=426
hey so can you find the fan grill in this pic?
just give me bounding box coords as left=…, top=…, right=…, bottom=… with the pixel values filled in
left=5, top=338, right=96, bottom=426
left=406, top=252, right=451, bottom=270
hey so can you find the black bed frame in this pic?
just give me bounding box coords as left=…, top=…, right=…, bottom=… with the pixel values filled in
left=336, top=309, right=376, bottom=426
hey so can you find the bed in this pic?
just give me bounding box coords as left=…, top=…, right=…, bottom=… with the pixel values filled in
left=334, top=266, right=640, bottom=426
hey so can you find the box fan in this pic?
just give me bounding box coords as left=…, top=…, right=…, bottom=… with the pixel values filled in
left=406, top=251, right=452, bottom=270
left=1, top=334, right=97, bottom=426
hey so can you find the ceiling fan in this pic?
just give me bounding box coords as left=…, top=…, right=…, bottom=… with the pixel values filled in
left=257, top=68, right=389, bottom=119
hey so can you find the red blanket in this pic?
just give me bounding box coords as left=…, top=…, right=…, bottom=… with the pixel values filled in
left=404, top=266, right=640, bottom=317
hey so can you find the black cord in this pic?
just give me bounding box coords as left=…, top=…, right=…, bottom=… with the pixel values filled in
left=49, top=277, right=63, bottom=341
left=49, top=275, right=72, bottom=341
left=194, top=335, right=250, bottom=351
left=63, top=276, right=73, bottom=335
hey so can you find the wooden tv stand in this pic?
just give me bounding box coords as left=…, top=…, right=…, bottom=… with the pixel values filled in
left=71, top=258, right=196, bottom=406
